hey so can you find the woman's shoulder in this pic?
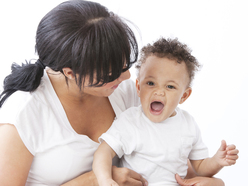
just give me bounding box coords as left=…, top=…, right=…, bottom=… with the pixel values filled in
left=0, top=91, right=33, bottom=120
left=109, top=79, right=140, bottom=117
left=0, top=75, right=52, bottom=119
left=111, top=79, right=140, bottom=105
left=118, top=78, right=136, bottom=91
left=0, top=73, right=60, bottom=154
left=0, top=91, right=41, bottom=154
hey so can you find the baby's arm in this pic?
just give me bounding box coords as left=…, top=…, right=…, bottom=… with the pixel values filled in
left=93, top=141, right=118, bottom=186
left=190, top=140, right=239, bottom=177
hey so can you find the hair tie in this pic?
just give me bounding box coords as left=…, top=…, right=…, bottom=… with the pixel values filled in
left=36, top=59, right=46, bottom=69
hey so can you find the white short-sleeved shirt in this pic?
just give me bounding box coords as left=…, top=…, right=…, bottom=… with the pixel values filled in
left=100, top=106, right=209, bottom=186
left=0, top=70, right=140, bottom=186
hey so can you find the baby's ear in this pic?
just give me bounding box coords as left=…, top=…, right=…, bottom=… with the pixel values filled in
left=136, top=79, right=141, bottom=97
left=179, top=87, right=192, bottom=104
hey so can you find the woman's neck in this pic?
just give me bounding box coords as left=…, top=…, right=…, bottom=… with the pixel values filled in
left=46, top=69, right=115, bottom=139
left=46, top=69, right=104, bottom=108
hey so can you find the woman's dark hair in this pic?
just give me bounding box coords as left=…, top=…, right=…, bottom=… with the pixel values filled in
left=136, top=37, right=200, bottom=86
left=0, top=0, right=138, bottom=107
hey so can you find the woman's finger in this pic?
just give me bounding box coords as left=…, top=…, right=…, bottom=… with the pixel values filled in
left=128, top=169, right=148, bottom=186
left=112, top=166, right=148, bottom=186
left=175, top=174, right=194, bottom=186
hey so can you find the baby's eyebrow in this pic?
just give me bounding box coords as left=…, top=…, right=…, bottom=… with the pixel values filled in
left=167, top=80, right=179, bottom=86
left=144, top=75, right=155, bottom=79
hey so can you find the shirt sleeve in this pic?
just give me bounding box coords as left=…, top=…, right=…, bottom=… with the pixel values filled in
left=0, top=90, right=50, bottom=156
left=99, top=109, right=138, bottom=158
left=0, top=91, right=37, bottom=155
left=188, top=117, right=209, bottom=160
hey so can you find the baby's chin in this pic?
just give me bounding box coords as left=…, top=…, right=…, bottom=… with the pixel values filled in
left=146, top=115, right=169, bottom=123
left=146, top=110, right=176, bottom=123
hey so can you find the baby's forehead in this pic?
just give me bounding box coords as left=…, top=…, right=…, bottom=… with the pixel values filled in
left=141, top=55, right=184, bottom=68
left=140, top=55, right=190, bottom=81
left=143, top=54, right=179, bottom=64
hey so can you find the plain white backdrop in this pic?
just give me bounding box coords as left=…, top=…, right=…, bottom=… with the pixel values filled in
left=0, top=0, right=247, bottom=185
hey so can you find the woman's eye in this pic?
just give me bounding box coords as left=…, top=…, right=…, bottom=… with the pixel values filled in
left=121, top=63, right=130, bottom=72
left=122, top=67, right=129, bottom=72
left=147, top=82, right=154, bottom=86
left=167, top=85, right=175, bottom=89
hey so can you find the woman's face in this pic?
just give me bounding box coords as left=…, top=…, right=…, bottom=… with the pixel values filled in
left=82, top=69, right=131, bottom=97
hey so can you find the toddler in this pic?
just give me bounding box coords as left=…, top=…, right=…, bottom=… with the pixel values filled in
left=93, top=37, right=239, bottom=186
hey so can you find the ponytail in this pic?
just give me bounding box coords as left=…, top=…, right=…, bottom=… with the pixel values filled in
left=0, top=60, right=45, bottom=108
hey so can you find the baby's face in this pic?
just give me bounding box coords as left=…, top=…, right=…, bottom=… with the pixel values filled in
left=136, top=55, right=191, bottom=123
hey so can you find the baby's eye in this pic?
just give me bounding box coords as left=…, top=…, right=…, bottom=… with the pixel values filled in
left=147, top=81, right=154, bottom=86
left=167, top=85, right=175, bottom=89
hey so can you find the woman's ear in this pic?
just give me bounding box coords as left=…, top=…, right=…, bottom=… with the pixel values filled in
left=62, top=67, right=75, bottom=80
left=136, top=79, right=141, bottom=97
left=179, top=87, right=192, bottom=104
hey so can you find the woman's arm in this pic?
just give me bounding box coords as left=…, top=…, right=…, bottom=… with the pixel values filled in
left=62, top=158, right=223, bottom=186
left=176, top=174, right=225, bottom=186
left=61, top=166, right=148, bottom=186
left=92, top=141, right=147, bottom=186
left=62, top=141, right=147, bottom=186
left=0, top=124, right=34, bottom=186
left=61, top=171, right=98, bottom=186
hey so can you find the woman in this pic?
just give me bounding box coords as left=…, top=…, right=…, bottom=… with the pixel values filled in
left=0, top=0, right=224, bottom=185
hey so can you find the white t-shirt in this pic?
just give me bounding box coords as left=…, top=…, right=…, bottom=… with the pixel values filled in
left=0, top=70, right=140, bottom=186
left=100, top=106, right=209, bottom=186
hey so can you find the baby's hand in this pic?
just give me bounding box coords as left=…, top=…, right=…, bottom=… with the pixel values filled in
left=215, top=140, right=239, bottom=166
left=100, top=178, right=119, bottom=186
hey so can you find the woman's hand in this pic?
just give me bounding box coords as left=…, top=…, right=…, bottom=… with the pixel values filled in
left=175, top=174, right=225, bottom=186
left=112, top=166, right=148, bottom=186
left=61, top=166, right=147, bottom=186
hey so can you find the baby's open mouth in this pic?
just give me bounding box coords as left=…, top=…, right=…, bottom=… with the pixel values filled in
left=150, top=101, right=164, bottom=113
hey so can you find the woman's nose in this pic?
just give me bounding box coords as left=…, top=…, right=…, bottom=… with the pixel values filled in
left=117, top=70, right=131, bottom=82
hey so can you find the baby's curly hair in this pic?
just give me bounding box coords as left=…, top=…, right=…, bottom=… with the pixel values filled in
left=136, top=37, right=201, bottom=86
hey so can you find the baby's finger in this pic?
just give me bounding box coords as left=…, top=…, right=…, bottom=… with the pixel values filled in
left=227, top=149, right=239, bottom=155
left=225, top=158, right=237, bottom=165
left=219, top=140, right=227, bottom=151
left=226, top=154, right=239, bottom=160
left=226, top=144, right=236, bottom=150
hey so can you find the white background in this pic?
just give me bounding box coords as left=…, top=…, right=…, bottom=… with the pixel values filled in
left=0, top=0, right=247, bottom=185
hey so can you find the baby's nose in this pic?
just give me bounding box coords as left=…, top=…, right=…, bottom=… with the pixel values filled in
left=154, top=90, right=165, bottom=96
